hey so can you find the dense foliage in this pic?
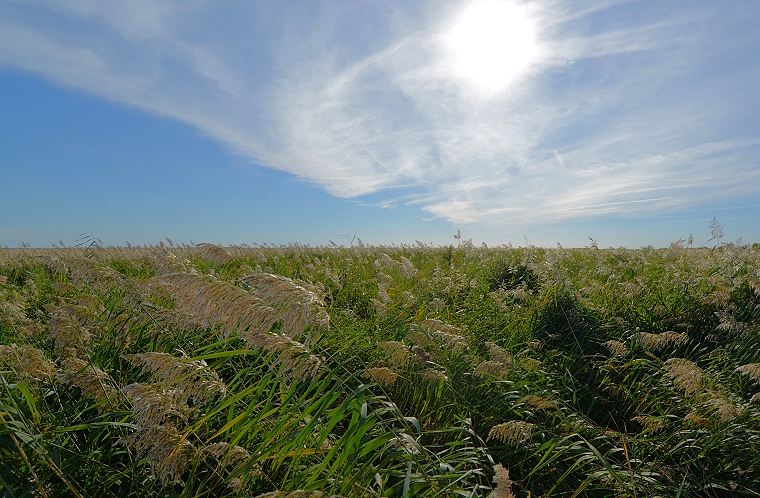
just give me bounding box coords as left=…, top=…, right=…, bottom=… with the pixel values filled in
left=1, top=240, right=759, bottom=497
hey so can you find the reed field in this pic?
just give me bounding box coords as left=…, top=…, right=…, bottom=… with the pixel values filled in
left=1, top=239, right=759, bottom=497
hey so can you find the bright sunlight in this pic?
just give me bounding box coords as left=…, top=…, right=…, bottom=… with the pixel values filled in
left=444, top=0, right=540, bottom=93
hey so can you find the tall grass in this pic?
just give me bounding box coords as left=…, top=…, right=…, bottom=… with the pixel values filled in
left=1, top=241, right=759, bottom=496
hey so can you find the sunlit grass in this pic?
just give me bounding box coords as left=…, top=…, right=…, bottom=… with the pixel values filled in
left=1, top=240, right=759, bottom=496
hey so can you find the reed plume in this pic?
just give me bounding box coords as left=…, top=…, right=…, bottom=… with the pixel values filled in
left=238, top=330, right=322, bottom=381
left=363, top=367, right=399, bottom=386
left=240, top=273, right=330, bottom=341
left=474, top=360, right=510, bottom=379
left=420, top=318, right=469, bottom=351
left=46, top=305, right=94, bottom=359
left=716, top=311, right=749, bottom=333
left=121, top=383, right=191, bottom=427
left=519, top=394, right=556, bottom=411
left=121, top=352, right=227, bottom=404
left=156, top=273, right=278, bottom=340
left=203, top=441, right=254, bottom=490
left=488, top=421, right=534, bottom=444
left=485, top=342, right=512, bottom=365
left=685, top=412, right=713, bottom=427
left=117, top=425, right=196, bottom=485
left=519, top=357, right=542, bottom=372
left=632, top=415, right=666, bottom=433
left=195, top=243, right=234, bottom=265
left=664, top=358, right=703, bottom=396
left=637, top=331, right=687, bottom=352
left=736, top=363, right=760, bottom=384
left=603, top=340, right=628, bottom=357
left=377, top=341, right=412, bottom=368
left=489, top=464, right=515, bottom=498
left=418, top=367, right=447, bottom=385
left=57, top=357, right=118, bottom=413
left=705, top=390, right=744, bottom=423
left=0, top=343, right=57, bottom=386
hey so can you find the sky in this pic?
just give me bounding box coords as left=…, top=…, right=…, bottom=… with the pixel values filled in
left=2, top=0, right=760, bottom=248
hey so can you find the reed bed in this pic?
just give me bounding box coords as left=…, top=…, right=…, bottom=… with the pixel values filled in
left=1, top=240, right=760, bottom=496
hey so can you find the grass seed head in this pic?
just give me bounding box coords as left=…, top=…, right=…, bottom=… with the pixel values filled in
left=363, top=367, right=399, bottom=386
left=488, top=421, right=534, bottom=444
left=378, top=341, right=412, bottom=368
left=664, top=358, right=703, bottom=396
left=603, top=339, right=629, bottom=357
left=736, top=363, right=760, bottom=384
left=485, top=342, right=512, bottom=365
left=474, top=360, right=510, bottom=379
left=117, top=425, right=196, bottom=485
left=0, top=343, right=57, bottom=385
left=489, top=464, right=515, bottom=498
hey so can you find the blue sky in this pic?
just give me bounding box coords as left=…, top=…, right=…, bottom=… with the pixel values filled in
left=2, top=0, right=759, bottom=248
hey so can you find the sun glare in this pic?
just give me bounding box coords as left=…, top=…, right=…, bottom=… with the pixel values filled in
left=444, top=0, right=540, bottom=93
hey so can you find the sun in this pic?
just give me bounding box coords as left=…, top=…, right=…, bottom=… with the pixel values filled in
left=444, top=0, right=540, bottom=93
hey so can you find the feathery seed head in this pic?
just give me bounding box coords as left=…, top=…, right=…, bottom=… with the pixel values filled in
left=156, top=273, right=279, bottom=340
left=685, top=412, right=713, bottom=427
left=736, top=363, right=760, bottom=384
left=240, top=331, right=322, bottom=381
left=603, top=339, right=629, bottom=357
left=632, top=415, right=666, bottom=433
left=0, top=343, right=57, bottom=385
left=117, top=425, right=196, bottom=485
left=418, top=368, right=447, bottom=385
left=520, top=394, right=556, bottom=411
left=121, top=352, right=227, bottom=403
left=519, top=357, right=542, bottom=372
left=705, top=389, right=744, bottom=422
left=240, top=273, right=330, bottom=340
left=420, top=319, right=469, bottom=351
left=57, top=357, right=118, bottom=412
left=122, top=383, right=191, bottom=427
left=664, top=358, right=703, bottom=396
left=485, top=342, right=512, bottom=365
left=378, top=341, right=412, bottom=368
left=488, top=421, right=534, bottom=444
left=489, top=464, right=515, bottom=498
left=474, top=360, right=510, bottom=379
left=363, top=367, right=399, bottom=386
left=638, top=331, right=687, bottom=352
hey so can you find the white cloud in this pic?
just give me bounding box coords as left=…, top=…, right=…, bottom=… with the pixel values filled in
left=2, top=0, right=759, bottom=230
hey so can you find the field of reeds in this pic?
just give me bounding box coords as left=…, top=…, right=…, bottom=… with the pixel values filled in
left=1, top=239, right=759, bottom=497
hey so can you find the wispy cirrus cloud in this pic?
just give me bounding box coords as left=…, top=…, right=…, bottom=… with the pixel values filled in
left=2, top=0, right=759, bottom=230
